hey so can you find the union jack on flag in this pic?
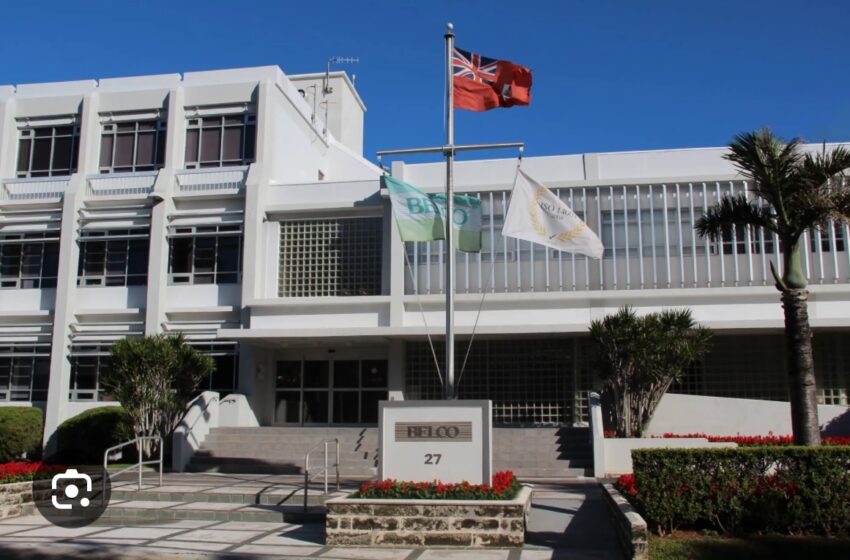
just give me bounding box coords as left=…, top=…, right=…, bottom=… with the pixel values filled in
left=451, top=46, right=532, bottom=112
left=452, top=47, right=499, bottom=85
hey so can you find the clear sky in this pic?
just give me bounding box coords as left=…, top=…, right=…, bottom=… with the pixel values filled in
left=2, top=0, right=848, bottom=165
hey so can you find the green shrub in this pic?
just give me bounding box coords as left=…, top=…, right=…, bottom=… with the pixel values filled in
left=56, top=406, right=132, bottom=464
left=631, top=447, right=850, bottom=536
left=0, top=407, right=43, bottom=462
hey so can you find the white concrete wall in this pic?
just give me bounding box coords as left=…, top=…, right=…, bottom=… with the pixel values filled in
left=646, top=393, right=850, bottom=436
left=603, top=438, right=737, bottom=476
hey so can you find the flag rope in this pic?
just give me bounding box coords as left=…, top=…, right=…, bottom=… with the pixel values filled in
left=455, top=155, right=523, bottom=389
left=402, top=242, right=445, bottom=390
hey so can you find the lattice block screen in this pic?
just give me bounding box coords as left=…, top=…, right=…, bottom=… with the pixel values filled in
left=406, top=338, right=593, bottom=426
left=278, top=217, right=383, bottom=297
left=670, top=332, right=850, bottom=405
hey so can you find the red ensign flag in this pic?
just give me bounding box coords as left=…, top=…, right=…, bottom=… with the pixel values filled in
left=452, top=47, right=532, bottom=112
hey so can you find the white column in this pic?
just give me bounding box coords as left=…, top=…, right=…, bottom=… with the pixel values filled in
left=0, top=90, right=17, bottom=178
left=42, top=92, right=101, bottom=453
left=143, top=84, right=184, bottom=336
left=236, top=81, right=272, bottom=416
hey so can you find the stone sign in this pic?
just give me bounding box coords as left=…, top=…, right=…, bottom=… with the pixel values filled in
left=379, top=400, right=492, bottom=484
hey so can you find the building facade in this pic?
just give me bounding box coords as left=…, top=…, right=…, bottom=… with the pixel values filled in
left=0, top=65, right=847, bottom=450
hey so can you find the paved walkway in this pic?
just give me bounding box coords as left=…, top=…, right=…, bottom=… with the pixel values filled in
left=0, top=477, right=623, bottom=559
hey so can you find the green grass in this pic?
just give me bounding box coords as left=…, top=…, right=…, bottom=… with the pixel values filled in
left=650, top=534, right=850, bottom=560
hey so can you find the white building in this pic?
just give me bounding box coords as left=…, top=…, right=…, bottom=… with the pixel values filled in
left=0, top=65, right=847, bottom=460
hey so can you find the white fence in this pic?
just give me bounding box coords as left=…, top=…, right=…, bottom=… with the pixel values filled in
left=405, top=181, right=850, bottom=294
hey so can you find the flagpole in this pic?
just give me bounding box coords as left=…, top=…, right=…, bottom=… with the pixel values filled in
left=444, top=22, right=456, bottom=400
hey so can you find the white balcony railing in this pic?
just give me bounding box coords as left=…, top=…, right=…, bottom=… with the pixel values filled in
left=175, top=167, right=247, bottom=196
left=0, top=177, right=69, bottom=203
left=86, top=171, right=157, bottom=199
left=404, top=181, right=850, bottom=294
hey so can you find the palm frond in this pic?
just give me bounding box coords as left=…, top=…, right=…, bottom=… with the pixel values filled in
left=724, top=129, right=803, bottom=212
left=695, top=194, right=776, bottom=241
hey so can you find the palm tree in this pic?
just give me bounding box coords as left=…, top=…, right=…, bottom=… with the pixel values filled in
left=695, top=129, right=850, bottom=445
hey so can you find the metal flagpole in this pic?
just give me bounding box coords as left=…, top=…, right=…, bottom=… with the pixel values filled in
left=376, top=22, right=523, bottom=400
left=444, top=22, right=456, bottom=399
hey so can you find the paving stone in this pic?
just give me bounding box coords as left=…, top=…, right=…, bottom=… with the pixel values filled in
left=320, top=547, right=413, bottom=559
left=214, top=520, right=287, bottom=531
left=0, top=525, right=29, bottom=535
left=92, top=527, right=187, bottom=539
left=172, top=501, right=244, bottom=511
left=419, top=550, right=509, bottom=560
left=9, top=525, right=106, bottom=538
left=169, top=528, right=266, bottom=543
left=232, top=543, right=324, bottom=556
left=148, top=540, right=232, bottom=552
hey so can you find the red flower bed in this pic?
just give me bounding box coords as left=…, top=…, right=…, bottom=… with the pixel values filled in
left=0, top=461, right=65, bottom=485
left=355, top=470, right=520, bottom=500
left=614, top=473, right=636, bottom=498
left=659, top=432, right=850, bottom=446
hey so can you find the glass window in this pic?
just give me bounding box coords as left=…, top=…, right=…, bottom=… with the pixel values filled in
left=69, top=344, right=112, bottom=401
left=99, top=119, right=166, bottom=173
left=184, top=114, right=256, bottom=168
left=0, top=344, right=50, bottom=402
left=0, top=232, right=60, bottom=289
left=191, top=342, right=239, bottom=396
left=17, top=126, right=80, bottom=178
left=77, top=229, right=150, bottom=287
left=167, top=225, right=243, bottom=285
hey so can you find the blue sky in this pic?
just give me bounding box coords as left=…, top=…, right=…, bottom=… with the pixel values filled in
left=2, top=1, right=848, bottom=165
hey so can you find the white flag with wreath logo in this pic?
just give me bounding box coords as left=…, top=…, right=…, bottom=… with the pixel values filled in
left=502, top=169, right=604, bottom=258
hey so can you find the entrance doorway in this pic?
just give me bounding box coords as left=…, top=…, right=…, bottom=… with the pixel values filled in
left=275, top=358, right=388, bottom=425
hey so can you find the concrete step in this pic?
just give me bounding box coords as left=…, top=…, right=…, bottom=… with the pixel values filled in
left=109, top=488, right=333, bottom=507
left=186, top=458, right=376, bottom=477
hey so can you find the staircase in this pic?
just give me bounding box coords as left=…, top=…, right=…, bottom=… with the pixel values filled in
left=186, top=426, right=593, bottom=478
left=187, top=427, right=379, bottom=476
left=493, top=427, right=593, bottom=478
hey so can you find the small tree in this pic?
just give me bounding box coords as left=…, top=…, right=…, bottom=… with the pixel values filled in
left=590, top=307, right=712, bottom=437
left=102, top=334, right=214, bottom=457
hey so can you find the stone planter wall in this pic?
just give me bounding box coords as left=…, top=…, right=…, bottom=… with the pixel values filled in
left=0, top=480, right=53, bottom=520
left=326, top=486, right=532, bottom=547
left=601, top=483, right=647, bottom=560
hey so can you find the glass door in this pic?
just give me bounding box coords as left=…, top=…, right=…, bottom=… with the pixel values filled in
left=275, top=358, right=388, bottom=425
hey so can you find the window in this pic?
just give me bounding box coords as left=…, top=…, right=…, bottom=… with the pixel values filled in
left=0, top=232, right=60, bottom=289
left=17, top=125, right=80, bottom=178
left=810, top=223, right=845, bottom=253
left=168, top=225, right=242, bottom=284
left=190, top=341, right=239, bottom=395
left=100, top=120, right=166, bottom=173
left=278, top=217, right=383, bottom=297
left=184, top=114, right=256, bottom=168
left=69, top=344, right=111, bottom=401
left=0, top=344, right=50, bottom=402
left=274, top=359, right=388, bottom=425
left=77, top=229, right=149, bottom=286
left=601, top=208, right=707, bottom=259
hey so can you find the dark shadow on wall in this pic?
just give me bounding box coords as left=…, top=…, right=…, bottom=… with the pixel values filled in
left=822, top=408, right=850, bottom=436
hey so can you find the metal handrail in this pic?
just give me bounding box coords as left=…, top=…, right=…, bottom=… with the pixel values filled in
left=102, top=436, right=163, bottom=502
left=303, top=438, right=340, bottom=510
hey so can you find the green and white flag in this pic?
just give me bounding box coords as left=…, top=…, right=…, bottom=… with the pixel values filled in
left=383, top=175, right=482, bottom=252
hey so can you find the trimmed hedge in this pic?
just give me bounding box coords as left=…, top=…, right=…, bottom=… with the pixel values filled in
left=0, top=407, right=43, bottom=462
left=632, top=447, right=850, bottom=536
left=56, top=406, right=131, bottom=464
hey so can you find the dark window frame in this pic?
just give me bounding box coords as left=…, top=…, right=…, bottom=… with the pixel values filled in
left=0, top=344, right=51, bottom=402
left=0, top=232, right=60, bottom=289
left=77, top=228, right=150, bottom=287
left=99, top=119, right=167, bottom=174
left=16, top=125, right=80, bottom=178
left=168, top=224, right=243, bottom=285
left=184, top=113, right=256, bottom=168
